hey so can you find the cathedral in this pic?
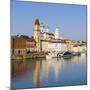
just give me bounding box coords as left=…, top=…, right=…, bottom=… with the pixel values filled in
left=33, top=18, right=68, bottom=52
left=11, top=18, right=86, bottom=55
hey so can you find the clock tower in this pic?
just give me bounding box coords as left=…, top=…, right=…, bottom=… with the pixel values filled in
left=33, top=18, right=41, bottom=52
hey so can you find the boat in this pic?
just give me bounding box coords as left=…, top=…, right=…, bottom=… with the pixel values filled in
left=72, top=52, right=81, bottom=56
left=46, top=51, right=58, bottom=59
left=62, top=51, right=73, bottom=58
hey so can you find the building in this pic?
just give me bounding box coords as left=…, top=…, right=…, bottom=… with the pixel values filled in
left=55, top=28, right=60, bottom=39
left=26, top=37, right=36, bottom=52
left=11, top=36, right=27, bottom=55
left=11, top=18, right=86, bottom=54
left=33, top=18, right=68, bottom=52
left=33, top=19, right=41, bottom=52
left=11, top=19, right=75, bottom=54
left=11, top=35, right=36, bottom=55
left=41, top=40, right=68, bottom=52
left=72, top=43, right=86, bottom=53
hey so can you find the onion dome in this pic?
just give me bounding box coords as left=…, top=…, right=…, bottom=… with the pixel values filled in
left=40, top=23, right=45, bottom=29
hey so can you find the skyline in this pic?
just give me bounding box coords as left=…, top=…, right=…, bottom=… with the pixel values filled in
left=11, top=0, right=87, bottom=41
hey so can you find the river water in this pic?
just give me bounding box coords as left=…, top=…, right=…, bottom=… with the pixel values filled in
left=11, top=53, right=87, bottom=89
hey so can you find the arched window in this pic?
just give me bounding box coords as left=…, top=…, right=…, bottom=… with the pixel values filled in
left=18, top=50, right=20, bottom=55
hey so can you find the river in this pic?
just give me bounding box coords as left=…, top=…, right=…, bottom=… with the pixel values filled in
left=11, top=53, right=87, bottom=89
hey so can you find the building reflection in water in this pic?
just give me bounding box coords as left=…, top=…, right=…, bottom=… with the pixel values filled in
left=32, top=60, right=42, bottom=88
left=11, top=54, right=86, bottom=88
left=41, top=59, right=61, bottom=82
left=11, top=58, right=62, bottom=88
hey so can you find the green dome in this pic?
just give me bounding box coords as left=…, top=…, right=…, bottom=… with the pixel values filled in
left=40, top=23, right=45, bottom=28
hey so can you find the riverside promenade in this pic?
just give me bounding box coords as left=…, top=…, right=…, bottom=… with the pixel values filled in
left=11, top=52, right=46, bottom=60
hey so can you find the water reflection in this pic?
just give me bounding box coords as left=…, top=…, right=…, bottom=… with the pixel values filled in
left=11, top=54, right=87, bottom=89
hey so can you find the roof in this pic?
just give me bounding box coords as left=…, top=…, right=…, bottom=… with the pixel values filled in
left=34, top=18, right=40, bottom=25
left=73, top=43, right=86, bottom=47
left=11, top=35, right=36, bottom=42
left=41, top=39, right=66, bottom=43
left=46, top=32, right=54, bottom=36
left=26, top=37, right=36, bottom=42
left=40, top=23, right=45, bottom=28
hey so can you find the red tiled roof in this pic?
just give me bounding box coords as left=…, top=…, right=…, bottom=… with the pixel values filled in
left=34, top=18, right=40, bottom=25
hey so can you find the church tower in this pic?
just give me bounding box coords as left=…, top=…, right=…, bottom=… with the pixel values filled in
left=33, top=18, right=41, bottom=52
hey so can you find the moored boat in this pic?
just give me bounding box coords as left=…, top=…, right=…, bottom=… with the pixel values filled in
left=46, top=51, right=58, bottom=59
left=72, top=52, right=81, bottom=56
left=62, top=51, right=73, bottom=58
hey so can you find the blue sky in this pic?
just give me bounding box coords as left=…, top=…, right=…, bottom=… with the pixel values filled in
left=11, top=0, right=87, bottom=41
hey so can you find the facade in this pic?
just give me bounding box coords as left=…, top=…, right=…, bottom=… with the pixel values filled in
left=41, top=40, right=68, bottom=52
left=11, top=35, right=36, bottom=55
left=72, top=44, right=86, bottom=52
left=66, top=40, right=87, bottom=52
left=11, top=18, right=86, bottom=54
left=11, top=36, right=27, bottom=55
left=33, top=18, right=68, bottom=52
left=33, top=19, right=41, bottom=52
left=46, top=33, right=55, bottom=40
left=26, top=37, right=36, bottom=52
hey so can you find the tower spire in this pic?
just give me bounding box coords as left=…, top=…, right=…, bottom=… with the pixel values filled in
left=34, top=18, right=40, bottom=25
left=33, top=18, right=41, bottom=52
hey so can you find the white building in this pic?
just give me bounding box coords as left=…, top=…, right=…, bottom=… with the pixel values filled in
left=41, top=40, right=68, bottom=52
left=55, top=28, right=60, bottom=39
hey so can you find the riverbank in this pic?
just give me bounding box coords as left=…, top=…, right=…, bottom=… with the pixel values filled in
left=11, top=52, right=46, bottom=60
left=11, top=51, right=86, bottom=60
